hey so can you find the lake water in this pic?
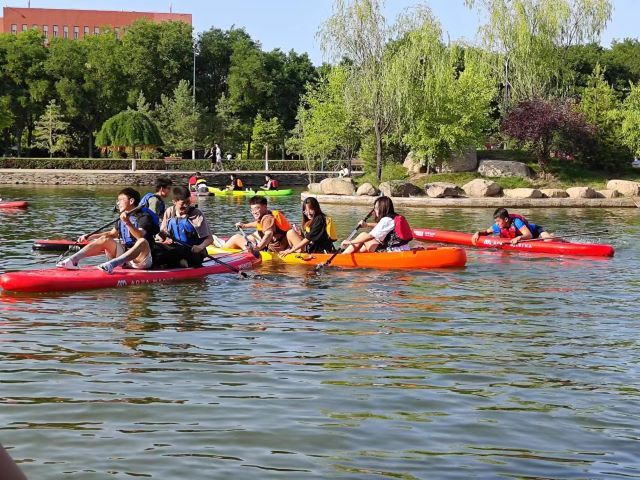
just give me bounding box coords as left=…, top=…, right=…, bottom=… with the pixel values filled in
left=1, top=185, right=639, bottom=479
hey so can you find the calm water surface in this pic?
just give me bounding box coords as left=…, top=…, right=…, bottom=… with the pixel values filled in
left=1, top=185, right=639, bottom=479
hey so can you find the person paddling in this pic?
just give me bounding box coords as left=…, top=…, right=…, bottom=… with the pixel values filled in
left=261, top=174, right=279, bottom=191
left=140, top=176, right=172, bottom=228
left=56, top=188, right=158, bottom=273
left=278, top=197, right=336, bottom=256
left=227, top=174, right=244, bottom=191
left=222, top=195, right=297, bottom=253
left=188, top=172, right=204, bottom=192
left=471, top=207, right=554, bottom=246
left=341, top=196, right=413, bottom=254
left=154, top=186, right=213, bottom=268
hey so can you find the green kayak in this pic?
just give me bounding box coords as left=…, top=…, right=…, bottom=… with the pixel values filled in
left=208, top=187, right=293, bottom=196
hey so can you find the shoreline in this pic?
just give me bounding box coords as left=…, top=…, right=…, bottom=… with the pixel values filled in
left=301, top=192, right=640, bottom=208
left=0, top=169, right=334, bottom=187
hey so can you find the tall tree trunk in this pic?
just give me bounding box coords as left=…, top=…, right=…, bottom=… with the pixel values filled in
left=247, top=138, right=252, bottom=159
left=374, top=121, right=383, bottom=181
left=87, top=131, right=94, bottom=158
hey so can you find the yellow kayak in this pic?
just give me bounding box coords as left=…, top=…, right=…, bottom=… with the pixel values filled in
left=206, top=246, right=308, bottom=264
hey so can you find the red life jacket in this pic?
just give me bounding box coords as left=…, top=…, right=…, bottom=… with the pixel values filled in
left=382, top=214, right=413, bottom=249
left=270, top=179, right=279, bottom=189
left=499, top=214, right=530, bottom=238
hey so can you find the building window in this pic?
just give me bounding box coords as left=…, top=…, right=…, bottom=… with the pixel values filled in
left=53, top=25, right=58, bottom=38
left=22, top=24, right=27, bottom=32
left=63, top=26, right=69, bottom=39
left=94, top=26, right=99, bottom=35
left=43, top=25, right=48, bottom=37
left=11, top=24, right=17, bottom=34
left=84, top=26, right=89, bottom=36
left=73, top=26, right=79, bottom=39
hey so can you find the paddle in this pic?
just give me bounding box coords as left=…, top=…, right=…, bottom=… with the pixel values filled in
left=82, top=204, right=144, bottom=241
left=314, top=208, right=375, bottom=271
left=170, top=238, right=251, bottom=277
left=45, top=205, right=144, bottom=263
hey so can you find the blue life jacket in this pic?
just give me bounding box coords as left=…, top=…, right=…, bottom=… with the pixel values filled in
left=118, top=211, right=147, bottom=249
left=140, top=192, right=165, bottom=227
left=167, top=216, right=199, bottom=246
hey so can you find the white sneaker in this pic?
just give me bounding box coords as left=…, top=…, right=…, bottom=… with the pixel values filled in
left=97, top=262, right=114, bottom=274
left=56, top=258, right=79, bottom=270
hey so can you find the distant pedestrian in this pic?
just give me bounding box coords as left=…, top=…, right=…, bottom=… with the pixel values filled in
left=214, top=143, right=223, bottom=171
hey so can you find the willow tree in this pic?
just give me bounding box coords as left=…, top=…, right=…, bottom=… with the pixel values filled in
left=318, top=0, right=401, bottom=181
left=95, top=110, right=162, bottom=158
left=388, top=8, right=496, bottom=169
left=465, top=0, right=612, bottom=111
left=620, top=82, right=640, bottom=158
left=289, top=66, right=362, bottom=171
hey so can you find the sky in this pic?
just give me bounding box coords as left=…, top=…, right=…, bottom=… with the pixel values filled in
left=4, top=0, right=640, bottom=64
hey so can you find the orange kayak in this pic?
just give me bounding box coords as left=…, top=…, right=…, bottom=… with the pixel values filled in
left=283, top=247, right=467, bottom=269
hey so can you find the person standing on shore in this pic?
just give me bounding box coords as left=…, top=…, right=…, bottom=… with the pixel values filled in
left=213, top=143, right=223, bottom=171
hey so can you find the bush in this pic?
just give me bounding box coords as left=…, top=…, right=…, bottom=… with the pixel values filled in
left=356, top=163, right=409, bottom=187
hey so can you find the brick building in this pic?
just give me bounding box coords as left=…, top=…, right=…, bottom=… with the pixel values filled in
left=0, top=7, right=191, bottom=40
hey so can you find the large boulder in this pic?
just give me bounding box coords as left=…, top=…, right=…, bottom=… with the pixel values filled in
left=606, top=179, right=640, bottom=197
left=478, top=160, right=533, bottom=178
left=379, top=180, right=423, bottom=197
left=503, top=188, right=543, bottom=199
left=596, top=189, right=622, bottom=199
left=307, top=182, right=323, bottom=194
left=319, top=177, right=355, bottom=196
left=424, top=182, right=465, bottom=198
left=356, top=182, right=379, bottom=196
left=462, top=179, right=502, bottom=197
left=438, top=147, right=478, bottom=173
left=566, top=186, right=598, bottom=199
left=403, top=152, right=427, bottom=174
left=540, top=188, right=569, bottom=198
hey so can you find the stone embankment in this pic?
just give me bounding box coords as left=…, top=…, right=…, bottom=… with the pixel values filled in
left=305, top=177, right=640, bottom=208
left=0, top=169, right=335, bottom=186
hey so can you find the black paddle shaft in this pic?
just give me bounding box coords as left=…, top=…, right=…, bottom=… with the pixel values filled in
left=83, top=205, right=143, bottom=239
left=172, top=239, right=248, bottom=277
left=316, top=208, right=375, bottom=271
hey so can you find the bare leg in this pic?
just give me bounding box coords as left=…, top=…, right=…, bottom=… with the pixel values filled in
left=286, top=229, right=303, bottom=247
left=222, top=234, right=248, bottom=250
left=342, top=232, right=380, bottom=254
left=540, top=231, right=554, bottom=241
left=66, top=236, right=119, bottom=266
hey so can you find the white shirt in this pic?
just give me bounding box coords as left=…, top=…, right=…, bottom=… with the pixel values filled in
left=369, top=217, right=396, bottom=243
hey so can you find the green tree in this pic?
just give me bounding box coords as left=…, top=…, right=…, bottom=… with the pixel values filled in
left=95, top=110, right=162, bottom=158
left=122, top=20, right=194, bottom=106
left=0, top=96, right=13, bottom=133
left=0, top=29, right=49, bottom=156
left=289, top=66, right=361, bottom=167
left=217, top=36, right=272, bottom=158
left=154, top=79, right=203, bottom=155
left=319, top=0, right=403, bottom=181
left=389, top=11, right=495, bottom=168
left=466, top=0, right=612, bottom=111
left=77, top=30, right=128, bottom=156
left=576, top=64, right=627, bottom=169
left=620, top=82, right=640, bottom=157
left=33, top=99, right=72, bottom=157
left=252, top=114, right=284, bottom=169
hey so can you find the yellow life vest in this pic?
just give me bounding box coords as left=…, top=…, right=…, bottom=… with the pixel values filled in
left=304, top=216, right=337, bottom=241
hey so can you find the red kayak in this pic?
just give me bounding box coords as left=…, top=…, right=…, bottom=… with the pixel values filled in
left=0, top=200, right=28, bottom=209
left=0, top=252, right=260, bottom=292
left=33, top=239, right=89, bottom=251
left=412, top=228, right=615, bottom=257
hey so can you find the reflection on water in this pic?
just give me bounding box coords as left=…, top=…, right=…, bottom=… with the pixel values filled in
left=1, top=185, right=639, bottom=479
